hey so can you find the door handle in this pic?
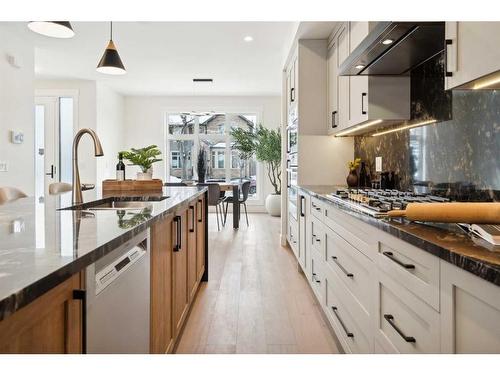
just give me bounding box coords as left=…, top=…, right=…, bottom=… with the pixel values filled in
left=46, top=164, right=56, bottom=178
left=384, top=314, right=416, bottom=343
left=361, top=93, right=367, bottom=115
left=331, top=111, right=338, bottom=128
left=189, top=205, right=195, bottom=232
left=290, top=87, right=295, bottom=103
left=300, top=195, right=305, bottom=217
left=174, top=215, right=182, bottom=252
left=73, top=289, right=87, bottom=354
left=197, top=199, right=203, bottom=222
left=445, top=39, right=453, bottom=77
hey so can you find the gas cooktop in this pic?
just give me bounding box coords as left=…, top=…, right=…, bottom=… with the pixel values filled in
left=327, top=189, right=451, bottom=218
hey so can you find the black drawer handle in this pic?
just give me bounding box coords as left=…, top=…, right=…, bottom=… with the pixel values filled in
left=332, top=306, right=354, bottom=338
left=445, top=39, right=453, bottom=77
left=290, top=87, right=295, bottom=103
left=174, top=215, right=182, bottom=252
left=189, top=205, right=195, bottom=232
left=331, top=256, right=354, bottom=278
left=73, top=289, right=87, bottom=354
left=382, top=251, right=415, bottom=269
left=331, top=111, right=337, bottom=128
left=197, top=199, right=203, bottom=222
left=312, top=273, right=321, bottom=284
left=384, top=314, right=416, bottom=343
left=361, top=92, right=367, bottom=115
left=315, top=238, right=321, bottom=243
left=300, top=195, right=305, bottom=217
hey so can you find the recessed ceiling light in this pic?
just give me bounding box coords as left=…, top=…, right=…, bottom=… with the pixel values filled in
left=244, top=36, right=253, bottom=42
left=382, top=39, right=394, bottom=45
left=355, top=64, right=365, bottom=70
left=27, top=21, right=75, bottom=38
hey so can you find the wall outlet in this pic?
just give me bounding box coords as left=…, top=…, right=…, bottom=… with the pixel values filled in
left=375, top=157, right=382, bottom=172
left=0, top=161, right=8, bottom=172
left=10, top=131, right=24, bottom=144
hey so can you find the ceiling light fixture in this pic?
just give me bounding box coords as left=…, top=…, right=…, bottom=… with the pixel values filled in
left=244, top=36, right=254, bottom=42
left=382, top=38, right=394, bottom=45
left=334, top=119, right=383, bottom=137
left=27, top=21, right=75, bottom=38
left=355, top=64, right=365, bottom=70
left=96, top=22, right=126, bottom=75
left=372, top=119, right=437, bottom=137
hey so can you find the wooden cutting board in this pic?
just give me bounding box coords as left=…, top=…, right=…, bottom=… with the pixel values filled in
left=388, top=202, right=500, bottom=224
left=102, top=179, right=163, bottom=194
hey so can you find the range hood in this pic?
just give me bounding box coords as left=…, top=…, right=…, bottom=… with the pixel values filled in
left=339, top=22, right=445, bottom=76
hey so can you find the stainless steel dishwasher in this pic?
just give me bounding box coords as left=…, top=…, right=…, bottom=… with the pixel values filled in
left=86, top=229, right=150, bottom=353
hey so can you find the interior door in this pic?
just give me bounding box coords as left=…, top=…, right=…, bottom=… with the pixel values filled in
left=35, top=97, right=59, bottom=199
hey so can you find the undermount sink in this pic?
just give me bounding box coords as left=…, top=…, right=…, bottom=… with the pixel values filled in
left=60, top=196, right=169, bottom=211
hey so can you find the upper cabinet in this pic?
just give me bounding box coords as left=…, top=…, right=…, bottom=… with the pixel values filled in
left=328, top=22, right=410, bottom=136
left=445, top=22, right=500, bottom=90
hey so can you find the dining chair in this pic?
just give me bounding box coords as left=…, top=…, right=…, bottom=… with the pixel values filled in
left=49, top=182, right=72, bottom=195
left=0, top=187, right=27, bottom=205
left=199, top=183, right=225, bottom=231
left=223, top=180, right=250, bottom=226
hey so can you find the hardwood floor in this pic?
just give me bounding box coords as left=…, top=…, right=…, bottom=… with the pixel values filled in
left=175, top=213, right=341, bottom=354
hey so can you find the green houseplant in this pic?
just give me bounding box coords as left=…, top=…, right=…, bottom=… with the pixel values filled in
left=230, top=124, right=282, bottom=216
left=121, top=145, right=162, bottom=180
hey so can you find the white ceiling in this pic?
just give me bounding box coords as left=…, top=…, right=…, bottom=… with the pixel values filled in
left=5, top=22, right=299, bottom=96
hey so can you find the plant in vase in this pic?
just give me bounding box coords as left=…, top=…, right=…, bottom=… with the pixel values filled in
left=346, top=157, right=361, bottom=188
left=197, top=148, right=207, bottom=183
left=121, top=145, right=162, bottom=180
left=230, top=124, right=281, bottom=216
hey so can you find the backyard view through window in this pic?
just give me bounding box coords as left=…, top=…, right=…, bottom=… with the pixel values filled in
left=167, top=113, right=258, bottom=199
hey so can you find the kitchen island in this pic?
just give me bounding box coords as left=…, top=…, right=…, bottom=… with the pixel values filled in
left=0, top=186, right=208, bottom=353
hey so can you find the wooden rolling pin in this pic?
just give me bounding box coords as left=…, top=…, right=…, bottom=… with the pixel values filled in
left=387, top=202, right=500, bottom=224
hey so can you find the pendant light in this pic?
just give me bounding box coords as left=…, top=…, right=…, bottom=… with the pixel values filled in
left=27, top=21, right=75, bottom=38
left=96, top=22, right=126, bottom=75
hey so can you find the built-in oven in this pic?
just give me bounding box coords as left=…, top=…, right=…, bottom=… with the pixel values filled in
left=288, top=185, right=298, bottom=221
left=286, top=157, right=298, bottom=187
left=287, top=122, right=298, bottom=155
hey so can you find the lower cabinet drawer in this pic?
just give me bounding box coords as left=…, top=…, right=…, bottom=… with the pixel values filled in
left=376, top=270, right=440, bottom=353
left=288, top=214, right=299, bottom=257
left=310, top=196, right=325, bottom=220
left=310, top=249, right=325, bottom=304
left=310, top=216, right=325, bottom=256
left=325, top=273, right=373, bottom=354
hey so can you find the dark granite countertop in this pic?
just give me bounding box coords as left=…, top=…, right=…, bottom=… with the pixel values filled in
left=0, top=186, right=207, bottom=321
left=298, top=185, right=500, bottom=287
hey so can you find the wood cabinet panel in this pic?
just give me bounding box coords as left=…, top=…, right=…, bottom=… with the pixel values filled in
left=187, top=203, right=198, bottom=302
left=196, top=196, right=206, bottom=281
left=173, top=209, right=189, bottom=337
left=0, top=273, right=82, bottom=354
left=150, top=214, right=174, bottom=354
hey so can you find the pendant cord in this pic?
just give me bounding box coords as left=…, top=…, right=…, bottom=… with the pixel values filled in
left=110, top=21, right=113, bottom=41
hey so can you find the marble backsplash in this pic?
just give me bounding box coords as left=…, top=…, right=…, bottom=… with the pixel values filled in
left=354, top=55, right=500, bottom=201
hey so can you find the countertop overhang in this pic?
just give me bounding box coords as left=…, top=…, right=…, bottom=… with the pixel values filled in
left=0, top=186, right=207, bottom=321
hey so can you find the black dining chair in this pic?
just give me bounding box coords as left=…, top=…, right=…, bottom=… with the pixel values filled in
left=199, top=183, right=225, bottom=231
left=223, top=180, right=250, bottom=226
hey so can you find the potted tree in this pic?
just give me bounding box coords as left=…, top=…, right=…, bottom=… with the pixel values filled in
left=121, top=145, right=162, bottom=180
left=230, top=124, right=281, bottom=216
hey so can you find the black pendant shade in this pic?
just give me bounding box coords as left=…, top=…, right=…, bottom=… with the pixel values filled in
left=96, top=22, right=126, bottom=75
left=27, top=21, right=75, bottom=38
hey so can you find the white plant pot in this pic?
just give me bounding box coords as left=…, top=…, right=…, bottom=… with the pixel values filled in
left=265, top=194, right=281, bottom=217
left=136, top=171, right=153, bottom=180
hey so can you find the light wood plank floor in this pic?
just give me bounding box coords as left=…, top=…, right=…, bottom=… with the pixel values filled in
left=175, top=213, right=341, bottom=354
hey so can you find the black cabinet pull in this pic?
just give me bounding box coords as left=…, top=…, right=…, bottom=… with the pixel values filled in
left=290, top=87, right=295, bottom=103
left=331, top=256, right=354, bottom=278
left=331, top=111, right=338, bottom=128
left=382, top=251, right=415, bottom=269
left=46, top=164, right=56, bottom=178
left=445, top=39, right=453, bottom=77
left=300, top=195, right=305, bottom=217
left=312, top=272, right=321, bottom=284
left=384, top=314, right=416, bottom=343
left=73, top=289, right=87, bottom=354
left=189, top=205, right=195, bottom=232
left=332, top=306, right=354, bottom=338
left=197, top=199, right=203, bottom=222
left=174, top=215, right=182, bottom=251
left=361, top=93, right=367, bottom=115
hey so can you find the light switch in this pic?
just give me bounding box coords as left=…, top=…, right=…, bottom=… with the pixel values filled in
left=0, top=161, right=7, bottom=172
left=11, top=131, right=24, bottom=144
left=375, top=157, right=382, bottom=172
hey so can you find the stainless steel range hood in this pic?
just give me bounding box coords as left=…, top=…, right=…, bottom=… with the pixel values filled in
left=339, top=22, right=445, bottom=76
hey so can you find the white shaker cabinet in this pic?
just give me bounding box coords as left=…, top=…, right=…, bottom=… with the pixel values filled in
left=445, top=22, right=500, bottom=90
left=440, top=261, right=500, bottom=353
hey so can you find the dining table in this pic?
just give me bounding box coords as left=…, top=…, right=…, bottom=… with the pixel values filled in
left=216, top=182, right=241, bottom=230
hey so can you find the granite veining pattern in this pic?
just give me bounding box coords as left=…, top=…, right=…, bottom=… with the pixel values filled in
left=298, top=185, right=500, bottom=286
left=0, top=186, right=207, bottom=321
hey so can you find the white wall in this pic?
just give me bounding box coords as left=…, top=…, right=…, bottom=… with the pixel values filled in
left=0, top=26, right=35, bottom=195
left=123, top=95, right=281, bottom=210
left=96, top=83, right=125, bottom=183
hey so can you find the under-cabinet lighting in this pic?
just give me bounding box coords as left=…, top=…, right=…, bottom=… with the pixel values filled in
left=372, top=119, right=437, bottom=137
left=472, top=74, right=500, bottom=90
left=334, top=119, right=383, bottom=136
left=355, top=64, right=365, bottom=69
left=382, top=39, right=394, bottom=45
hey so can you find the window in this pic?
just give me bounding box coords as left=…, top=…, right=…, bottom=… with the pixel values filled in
left=166, top=112, right=260, bottom=199
left=171, top=151, right=181, bottom=169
